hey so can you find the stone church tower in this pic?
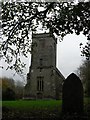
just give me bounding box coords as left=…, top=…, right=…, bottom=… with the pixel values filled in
left=24, top=33, right=65, bottom=99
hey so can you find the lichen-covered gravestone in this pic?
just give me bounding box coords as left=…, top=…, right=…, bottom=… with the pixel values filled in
left=62, top=73, right=84, bottom=115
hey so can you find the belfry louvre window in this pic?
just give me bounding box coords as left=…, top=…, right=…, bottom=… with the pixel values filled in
left=40, top=58, right=43, bottom=66
left=37, top=77, right=44, bottom=91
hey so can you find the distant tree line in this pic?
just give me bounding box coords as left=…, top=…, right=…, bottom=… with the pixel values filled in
left=0, top=77, right=24, bottom=100
left=77, top=60, right=90, bottom=97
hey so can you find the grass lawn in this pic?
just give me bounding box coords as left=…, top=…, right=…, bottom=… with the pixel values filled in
left=2, top=100, right=62, bottom=111
left=2, top=97, right=90, bottom=110
left=1, top=98, right=90, bottom=119
left=2, top=100, right=62, bottom=119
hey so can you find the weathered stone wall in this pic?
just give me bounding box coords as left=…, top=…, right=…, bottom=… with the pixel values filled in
left=24, top=33, right=65, bottom=99
left=31, top=33, right=57, bottom=68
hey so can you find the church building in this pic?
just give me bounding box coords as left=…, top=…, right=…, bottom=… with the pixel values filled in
left=24, top=33, right=65, bottom=99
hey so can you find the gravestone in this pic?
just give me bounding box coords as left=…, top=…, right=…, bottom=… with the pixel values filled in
left=62, top=73, right=84, bottom=115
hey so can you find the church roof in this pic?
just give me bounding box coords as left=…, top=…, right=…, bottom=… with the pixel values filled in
left=55, top=67, right=65, bottom=80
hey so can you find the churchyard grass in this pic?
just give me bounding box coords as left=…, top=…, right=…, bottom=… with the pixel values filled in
left=2, top=97, right=90, bottom=111
left=2, top=100, right=62, bottom=119
left=2, top=98, right=90, bottom=119
left=2, top=100, right=62, bottom=111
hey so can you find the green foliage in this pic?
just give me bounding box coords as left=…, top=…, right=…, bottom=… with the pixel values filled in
left=1, top=77, right=24, bottom=100
left=3, top=87, right=15, bottom=101
left=1, top=77, right=15, bottom=90
left=1, top=2, right=90, bottom=73
left=1, top=77, right=15, bottom=100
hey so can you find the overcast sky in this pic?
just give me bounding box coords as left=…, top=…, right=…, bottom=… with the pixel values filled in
left=57, top=33, right=86, bottom=77
left=0, top=33, right=87, bottom=84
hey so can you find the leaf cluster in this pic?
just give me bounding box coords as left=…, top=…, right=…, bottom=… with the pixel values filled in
left=1, top=2, right=90, bottom=73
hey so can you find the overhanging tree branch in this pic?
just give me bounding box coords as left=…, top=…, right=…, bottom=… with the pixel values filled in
left=1, top=2, right=90, bottom=74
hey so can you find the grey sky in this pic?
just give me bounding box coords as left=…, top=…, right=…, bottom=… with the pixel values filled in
left=57, top=33, right=86, bottom=77
left=0, top=33, right=87, bottom=84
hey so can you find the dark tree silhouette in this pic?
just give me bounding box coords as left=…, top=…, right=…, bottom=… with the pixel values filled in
left=1, top=2, right=90, bottom=73
left=77, top=60, right=90, bottom=97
